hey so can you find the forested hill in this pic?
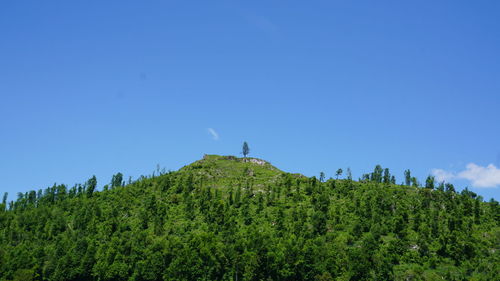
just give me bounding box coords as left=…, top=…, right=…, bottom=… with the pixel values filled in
left=1, top=155, right=499, bottom=281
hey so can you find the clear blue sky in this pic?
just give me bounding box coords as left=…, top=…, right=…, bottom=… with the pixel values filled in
left=1, top=0, right=499, bottom=201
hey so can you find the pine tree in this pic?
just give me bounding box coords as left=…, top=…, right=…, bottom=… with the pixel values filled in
left=111, top=172, right=123, bottom=188
left=411, top=177, right=419, bottom=187
left=336, top=169, right=343, bottom=179
left=371, top=165, right=383, bottom=183
left=86, top=176, right=97, bottom=198
left=242, top=141, right=250, bottom=157
left=383, top=168, right=391, bottom=183
left=404, top=170, right=411, bottom=186
left=425, top=175, right=435, bottom=189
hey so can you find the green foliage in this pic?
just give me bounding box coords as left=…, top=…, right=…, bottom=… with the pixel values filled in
left=425, top=176, right=435, bottom=189
left=0, top=155, right=498, bottom=280
left=404, top=170, right=411, bottom=186
left=335, top=169, right=342, bottom=179
left=2, top=192, right=7, bottom=205
left=371, top=165, right=384, bottom=183
left=242, top=142, right=250, bottom=158
left=86, top=175, right=97, bottom=198
left=319, top=172, right=325, bottom=182
left=111, top=172, right=123, bottom=188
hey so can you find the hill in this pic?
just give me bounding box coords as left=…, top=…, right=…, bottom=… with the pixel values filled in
left=0, top=155, right=499, bottom=281
left=179, top=154, right=286, bottom=187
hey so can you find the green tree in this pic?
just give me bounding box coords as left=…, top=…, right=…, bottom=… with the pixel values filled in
left=437, top=181, right=445, bottom=191
left=371, top=165, right=383, bottom=183
left=86, top=175, right=97, bottom=197
left=445, top=183, right=456, bottom=193
left=242, top=141, right=250, bottom=157
left=111, top=172, right=123, bottom=188
left=425, top=175, right=435, bottom=189
left=383, top=168, right=391, bottom=183
left=404, top=169, right=411, bottom=186
left=1, top=192, right=6, bottom=211
left=411, top=177, right=419, bottom=187
left=336, top=168, right=343, bottom=179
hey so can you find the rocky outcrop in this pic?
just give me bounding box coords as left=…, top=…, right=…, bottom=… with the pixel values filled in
left=244, top=158, right=267, bottom=166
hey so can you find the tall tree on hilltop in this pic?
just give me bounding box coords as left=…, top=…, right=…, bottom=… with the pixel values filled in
left=1, top=192, right=7, bottom=211
left=86, top=175, right=97, bottom=198
left=445, top=183, right=456, bottom=193
left=425, top=175, right=435, bottom=189
left=242, top=141, right=250, bottom=158
left=371, top=165, right=383, bottom=183
left=336, top=169, right=343, bottom=179
left=411, top=177, right=419, bottom=187
left=383, top=168, right=391, bottom=183
left=111, top=172, right=123, bottom=188
left=404, top=170, right=411, bottom=186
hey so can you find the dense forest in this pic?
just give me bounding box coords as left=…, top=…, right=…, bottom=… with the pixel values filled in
left=0, top=155, right=499, bottom=280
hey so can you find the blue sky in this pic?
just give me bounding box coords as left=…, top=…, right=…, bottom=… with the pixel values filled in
left=1, top=0, right=499, bottom=201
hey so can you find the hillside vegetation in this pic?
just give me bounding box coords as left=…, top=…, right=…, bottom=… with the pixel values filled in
left=0, top=155, right=499, bottom=280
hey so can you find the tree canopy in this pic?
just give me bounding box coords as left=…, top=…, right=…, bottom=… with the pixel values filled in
left=0, top=156, right=498, bottom=281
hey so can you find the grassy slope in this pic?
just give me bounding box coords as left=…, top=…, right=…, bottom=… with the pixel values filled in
left=178, top=154, right=289, bottom=189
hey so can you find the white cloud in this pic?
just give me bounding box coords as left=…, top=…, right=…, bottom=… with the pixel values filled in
left=431, top=168, right=456, bottom=183
left=431, top=163, right=500, bottom=188
left=207, top=128, right=219, bottom=140
left=458, top=163, right=500, bottom=188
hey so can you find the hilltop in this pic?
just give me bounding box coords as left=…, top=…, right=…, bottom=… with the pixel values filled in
left=181, top=154, right=282, bottom=178
left=0, top=155, right=499, bottom=281
left=179, top=154, right=293, bottom=189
